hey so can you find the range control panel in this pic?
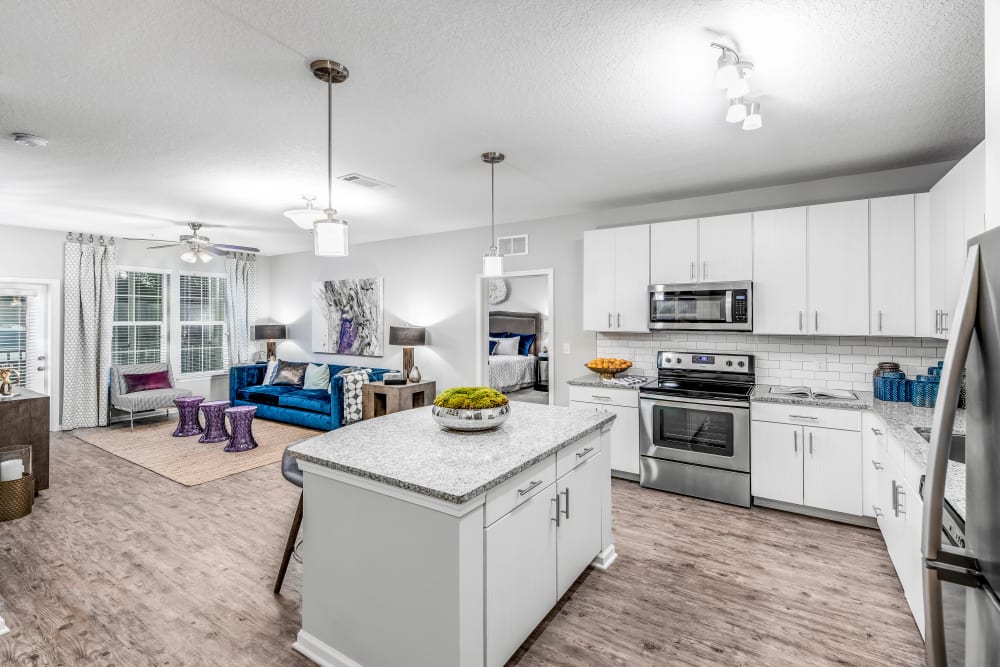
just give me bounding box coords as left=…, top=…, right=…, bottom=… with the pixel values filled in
left=733, top=290, right=749, bottom=322
left=656, top=351, right=753, bottom=373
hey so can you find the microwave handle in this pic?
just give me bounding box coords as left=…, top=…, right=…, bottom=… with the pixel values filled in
left=725, top=290, right=733, bottom=323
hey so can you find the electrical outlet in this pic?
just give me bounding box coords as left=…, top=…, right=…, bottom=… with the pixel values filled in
left=562, top=342, right=571, bottom=354
left=815, top=359, right=828, bottom=372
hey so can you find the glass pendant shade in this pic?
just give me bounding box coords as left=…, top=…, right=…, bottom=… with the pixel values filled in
left=714, top=53, right=739, bottom=89
left=483, top=251, right=503, bottom=277
left=314, top=216, right=350, bottom=256
left=726, top=97, right=747, bottom=123
left=726, top=74, right=749, bottom=99
left=180, top=249, right=198, bottom=263
left=284, top=205, right=324, bottom=230
left=742, top=102, right=762, bottom=131
left=197, top=249, right=213, bottom=263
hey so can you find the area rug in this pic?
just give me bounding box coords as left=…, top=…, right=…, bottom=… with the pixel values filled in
left=73, top=418, right=323, bottom=486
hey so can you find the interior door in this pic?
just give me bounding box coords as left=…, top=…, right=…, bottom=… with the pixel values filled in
left=808, top=200, right=870, bottom=335
left=803, top=427, right=862, bottom=515
left=0, top=282, right=51, bottom=396
left=556, top=458, right=603, bottom=598
left=698, top=213, right=752, bottom=282
left=749, top=420, right=803, bottom=504
left=650, top=219, right=698, bottom=284
left=870, top=195, right=916, bottom=336
left=752, top=207, right=808, bottom=334
left=613, top=225, right=650, bottom=332
left=582, top=228, right=616, bottom=331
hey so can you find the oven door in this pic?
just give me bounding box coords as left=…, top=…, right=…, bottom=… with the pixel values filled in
left=639, top=395, right=750, bottom=473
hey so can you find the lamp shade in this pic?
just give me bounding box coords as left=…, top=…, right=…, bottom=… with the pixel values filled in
left=389, top=326, right=426, bottom=346
left=254, top=324, right=287, bottom=341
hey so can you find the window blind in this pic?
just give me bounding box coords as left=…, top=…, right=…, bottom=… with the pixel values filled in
left=112, top=271, right=167, bottom=366
left=0, top=290, right=35, bottom=388
left=179, top=274, right=227, bottom=374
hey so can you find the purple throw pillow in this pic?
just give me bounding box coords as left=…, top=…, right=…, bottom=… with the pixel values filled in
left=123, top=370, right=172, bottom=394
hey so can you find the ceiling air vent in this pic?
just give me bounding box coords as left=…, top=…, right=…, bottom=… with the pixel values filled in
left=498, top=234, right=528, bottom=256
left=338, top=173, right=393, bottom=190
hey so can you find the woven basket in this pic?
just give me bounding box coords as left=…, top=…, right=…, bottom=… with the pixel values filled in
left=0, top=474, right=33, bottom=522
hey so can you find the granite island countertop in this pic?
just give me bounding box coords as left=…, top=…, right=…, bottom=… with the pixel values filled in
left=288, top=402, right=616, bottom=504
left=567, top=375, right=652, bottom=390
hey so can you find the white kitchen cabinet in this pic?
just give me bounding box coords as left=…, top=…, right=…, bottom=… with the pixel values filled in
left=582, top=225, right=649, bottom=332
left=649, top=218, right=698, bottom=284
left=749, top=420, right=803, bottom=505
left=698, top=213, right=753, bottom=282
left=869, top=195, right=915, bottom=336
left=807, top=200, right=870, bottom=335
left=485, top=482, right=558, bottom=667
left=861, top=413, right=884, bottom=518
left=964, top=141, right=986, bottom=241
left=802, top=427, right=863, bottom=516
left=569, top=385, right=640, bottom=478
left=555, top=455, right=603, bottom=598
left=752, top=207, right=809, bottom=334
left=900, top=476, right=926, bottom=637
left=915, top=193, right=935, bottom=337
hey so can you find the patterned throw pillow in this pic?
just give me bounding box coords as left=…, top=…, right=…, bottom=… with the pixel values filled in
left=338, top=370, right=370, bottom=424
left=271, top=361, right=308, bottom=386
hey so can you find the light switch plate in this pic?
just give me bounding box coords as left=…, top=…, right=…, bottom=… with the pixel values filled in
left=562, top=342, right=571, bottom=354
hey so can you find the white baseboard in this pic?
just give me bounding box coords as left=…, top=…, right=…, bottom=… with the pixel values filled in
left=591, top=543, right=618, bottom=570
left=294, top=629, right=362, bottom=667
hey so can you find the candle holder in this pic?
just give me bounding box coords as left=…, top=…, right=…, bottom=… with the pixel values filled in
left=0, top=446, right=33, bottom=522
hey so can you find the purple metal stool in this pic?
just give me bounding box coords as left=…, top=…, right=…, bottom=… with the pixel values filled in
left=172, top=396, right=205, bottom=437
left=199, top=400, right=231, bottom=444
left=224, top=405, right=258, bottom=452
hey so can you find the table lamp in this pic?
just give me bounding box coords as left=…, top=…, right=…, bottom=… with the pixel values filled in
left=254, top=324, right=287, bottom=362
left=389, top=325, right=426, bottom=383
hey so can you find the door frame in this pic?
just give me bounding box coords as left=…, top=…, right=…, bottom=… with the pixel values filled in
left=475, top=269, right=555, bottom=405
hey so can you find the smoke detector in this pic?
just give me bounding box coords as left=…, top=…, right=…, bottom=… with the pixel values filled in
left=10, top=133, right=48, bottom=148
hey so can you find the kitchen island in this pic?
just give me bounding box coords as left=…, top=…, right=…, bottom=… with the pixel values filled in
left=288, top=402, right=617, bottom=667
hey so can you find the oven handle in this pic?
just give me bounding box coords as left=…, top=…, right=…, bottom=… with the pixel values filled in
left=640, top=394, right=750, bottom=411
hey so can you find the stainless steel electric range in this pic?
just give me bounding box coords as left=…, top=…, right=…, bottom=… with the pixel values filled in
left=639, top=350, right=754, bottom=508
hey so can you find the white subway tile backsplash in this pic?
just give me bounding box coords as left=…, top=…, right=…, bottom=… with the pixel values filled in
left=596, top=331, right=946, bottom=390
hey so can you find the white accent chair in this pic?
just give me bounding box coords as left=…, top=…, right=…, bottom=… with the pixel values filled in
left=109, top=362, right=191, bottom=430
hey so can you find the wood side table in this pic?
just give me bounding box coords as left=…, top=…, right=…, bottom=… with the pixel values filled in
left=363, top=381, right=437, bottom=421
left=0, top=389, right=50, bottom=494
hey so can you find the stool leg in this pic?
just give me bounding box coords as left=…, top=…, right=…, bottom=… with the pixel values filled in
left=274, top=491, right=303, bottom=595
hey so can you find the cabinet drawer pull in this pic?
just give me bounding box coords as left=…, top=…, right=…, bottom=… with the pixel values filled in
left=576, top=446, right=595, bottom=459
left=872, top=459, right=883, bottom=471
left=872, top=505, right=883, bottom=518
left=561, top=488, right=570, bottom=519
left=552, top=493, right=561, bottom=527
left=518, top=480, right=543, bottom=496
left=871, top=427, right=883, bottom=436
left=789, top=414, right=819, bottom=420
left=591, top=395, right=611, bottom=401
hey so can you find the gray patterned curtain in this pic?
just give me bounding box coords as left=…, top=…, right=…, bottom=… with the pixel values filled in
left=62, top=235, right=118, bottom=429
left=225, top=253, right=257, bottom=365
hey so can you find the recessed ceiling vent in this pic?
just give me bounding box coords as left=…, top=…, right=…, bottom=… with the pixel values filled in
left=338, top=173, right=393, bottom=190
left=498, top=234, right=528, bottom=256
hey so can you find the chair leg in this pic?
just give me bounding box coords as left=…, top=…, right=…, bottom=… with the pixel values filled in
left=130, top=410, right=134, bottom=432
left=274, top=491, right=304, bottom=595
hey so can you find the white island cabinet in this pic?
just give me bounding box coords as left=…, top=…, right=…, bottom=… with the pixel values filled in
left=288, top=403, right=617, bottom=667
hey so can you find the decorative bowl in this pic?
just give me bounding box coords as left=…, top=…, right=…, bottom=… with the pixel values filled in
left=585, top=359, right=632, bottom=380
left=431, top=404, right=511, bottom=432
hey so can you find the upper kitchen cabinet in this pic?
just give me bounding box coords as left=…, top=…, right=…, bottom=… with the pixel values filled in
left=650, top=214, right=752, bottom=284
left=649, top=218, right=698, bottom=283
left=582, top=225, right=650, bottom=332
left=964, top=142, right=986, bottom=240
left=807, top=200, right=870, bottom=335
left=869, top=195, right=915, bottom=336
left=753, top=207, right=808, bottom=334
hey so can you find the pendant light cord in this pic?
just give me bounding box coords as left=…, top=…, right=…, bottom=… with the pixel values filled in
left=490, top=162, right=496, bottom=251
left=327, top=76, right=333, bottom=215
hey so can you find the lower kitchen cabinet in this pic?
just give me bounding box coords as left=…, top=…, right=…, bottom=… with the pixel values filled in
left=802, top=427, right=862, bottom=516
left=569, top=385, right=640, bottom=477
left=750, top=420, right=803, bottom=504
left=556, top=454, right=604, bottom=598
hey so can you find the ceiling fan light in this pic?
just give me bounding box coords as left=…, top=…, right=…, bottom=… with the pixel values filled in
left=726, top=74, right=749, bottom=99
left=742, top=102, right=762, bottom=130
left=714, top=52, right=739, bottom=89
left=284, top=197, right=324, bottom=230
left=197, top=249, right=214, bottom=263
left=483, top=249, right=503, bottom=277
left=180, top=249, right=198, bottom=263
left=726, top=97, right=748, bottom=123
left=315, top=216, right=349, bottom=256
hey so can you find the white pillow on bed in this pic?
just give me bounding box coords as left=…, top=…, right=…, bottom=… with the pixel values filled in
left=493, top=336, right=520, bottom=356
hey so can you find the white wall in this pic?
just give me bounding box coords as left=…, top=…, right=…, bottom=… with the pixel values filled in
left=266, top=161, right=956, bottom=406
left=987, top=0, right=999, bottom=229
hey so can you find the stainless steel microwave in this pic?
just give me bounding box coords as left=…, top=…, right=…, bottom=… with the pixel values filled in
left=648, top=281, right=752, bottom=331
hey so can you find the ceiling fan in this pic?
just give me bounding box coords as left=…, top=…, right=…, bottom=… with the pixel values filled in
left=125, top=222, right=260, bottom=263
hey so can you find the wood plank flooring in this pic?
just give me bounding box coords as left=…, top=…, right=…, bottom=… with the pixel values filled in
left=0, top=432, right=925, bottom=666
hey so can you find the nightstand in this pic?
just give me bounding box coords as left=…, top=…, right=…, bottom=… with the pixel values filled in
left=362, top=380, right=437, bottom=420
left=534, top=355, right=549, bottom=392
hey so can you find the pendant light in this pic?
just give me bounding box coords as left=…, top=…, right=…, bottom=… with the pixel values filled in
left=284, top=195, right=322, bottom=230
left=742, top=102, right=763, bottom=131
left=481, top=151, right=505, bottom=277
left=308, top=59, right=350, bottom=257
left=726, top=97, right=747, bottom=123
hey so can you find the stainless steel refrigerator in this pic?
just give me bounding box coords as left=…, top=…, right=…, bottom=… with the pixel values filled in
left=923, top=226, right=1000, bottom=665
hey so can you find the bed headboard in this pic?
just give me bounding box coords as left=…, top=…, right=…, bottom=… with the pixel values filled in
left=489, top=310, right=543, bottom=355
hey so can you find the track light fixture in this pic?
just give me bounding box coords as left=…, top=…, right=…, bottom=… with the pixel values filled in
left=711, top=43, right=761, bottom=131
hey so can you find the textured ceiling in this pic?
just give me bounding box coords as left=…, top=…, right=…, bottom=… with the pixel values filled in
left=0, top=0, right=984, bottom=255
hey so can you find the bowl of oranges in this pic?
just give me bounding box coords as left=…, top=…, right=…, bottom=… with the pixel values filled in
left=585, top=358, right=633, bottom=380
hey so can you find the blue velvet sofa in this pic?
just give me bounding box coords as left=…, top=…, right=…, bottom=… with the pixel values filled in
left=229, top=363, right=395, bottom=431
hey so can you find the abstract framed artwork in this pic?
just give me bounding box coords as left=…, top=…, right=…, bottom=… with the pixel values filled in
left=311, top=278, right=384, bottom=357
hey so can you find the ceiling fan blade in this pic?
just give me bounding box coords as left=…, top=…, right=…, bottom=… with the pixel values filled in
left=123, top=237, right=180, bottom=243
left=205, top=246, right=229, bottom=257
left=212, top=243, right=260, bottom=253
left=147, top=243, right=184, bottom=249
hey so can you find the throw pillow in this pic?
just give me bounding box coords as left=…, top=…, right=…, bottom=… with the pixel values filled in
left=516, top=333, right=536, bottom=356
left=122, top=370, right=172, bottom=394
left=489, top=331, right=510, bottom=339
left=493, top=336, right=520, bottom=356
left=304, top=363, right=331, bottom=390
left=261, top=360, right=279, bottom=385
left=488, top=338, right=500, bottom=355
left=271, top=361, right=308, bottom=386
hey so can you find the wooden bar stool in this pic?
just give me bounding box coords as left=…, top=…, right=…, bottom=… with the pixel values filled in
left=274, top=448, right=303, bottom=595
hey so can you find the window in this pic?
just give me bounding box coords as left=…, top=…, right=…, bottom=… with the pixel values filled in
left=179, top=274, right=227, bottom=374
left=112, top=271, right=167, bottom=366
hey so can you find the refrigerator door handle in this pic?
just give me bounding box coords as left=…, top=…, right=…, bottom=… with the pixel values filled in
left=922, top=244, right=981, bottom=667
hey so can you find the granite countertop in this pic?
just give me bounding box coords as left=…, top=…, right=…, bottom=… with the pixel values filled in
left=567, top=375, right=652, bottom=390
left=871, top=399, right=967, bottom=520
left=288, top=403, right=616, bottom=504
left=751, top=384, right=874, bottom=410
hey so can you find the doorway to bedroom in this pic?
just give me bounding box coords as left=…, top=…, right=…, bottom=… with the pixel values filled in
left=476, top=269, right=553, bottom=406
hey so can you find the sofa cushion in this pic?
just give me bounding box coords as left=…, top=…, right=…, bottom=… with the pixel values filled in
left=278, top=389, right=332, bottom=415
left=237, top=384, right=299, bottom=406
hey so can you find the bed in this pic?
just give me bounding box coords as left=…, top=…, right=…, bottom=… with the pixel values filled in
left=488, top=311, right=542, bottom=393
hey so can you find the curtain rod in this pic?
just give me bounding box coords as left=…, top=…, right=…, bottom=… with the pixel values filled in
left=66, top=232, right=115, bottom=246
